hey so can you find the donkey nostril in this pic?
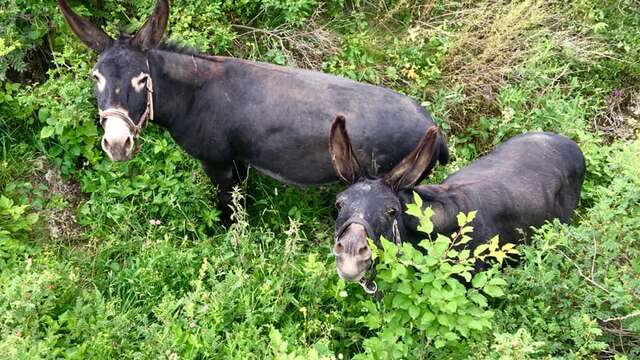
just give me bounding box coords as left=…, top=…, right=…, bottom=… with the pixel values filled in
left=102, top=137, right=110, bottom=149
left=358, top=245, right=369, bottom=256
left=334, top=242, right=345, bottom=255
left=124, top=136, right=133, bottom=151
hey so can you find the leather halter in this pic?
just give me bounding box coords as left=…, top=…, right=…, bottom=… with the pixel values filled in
left=98, top=70, right=154, bottom=154
left=358, top=219, right=403, bottom=299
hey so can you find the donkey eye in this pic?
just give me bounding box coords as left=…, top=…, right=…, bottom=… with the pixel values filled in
left=386, top=208, right=398, bottom=217
left=135, top=75, right=148, bottom=88
left=335, top=201, right=343, bottom=210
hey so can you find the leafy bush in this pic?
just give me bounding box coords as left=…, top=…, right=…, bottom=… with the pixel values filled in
left=0, top=0, right=56, bottom=81
left=1, top=0, right=639, bottom=357
left=354, top=196, right=517, bottom=359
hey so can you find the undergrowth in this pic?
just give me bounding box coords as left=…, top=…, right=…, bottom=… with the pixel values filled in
left=1, top=0, right=639, bottom=358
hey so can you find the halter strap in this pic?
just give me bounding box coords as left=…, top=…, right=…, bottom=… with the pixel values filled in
left=358, top=219, right=403, bottom=300
left=98, top=66, right=154, bottom=153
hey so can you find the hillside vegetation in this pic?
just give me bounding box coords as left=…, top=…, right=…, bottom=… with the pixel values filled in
left=1, top=0, right=639, bottom=358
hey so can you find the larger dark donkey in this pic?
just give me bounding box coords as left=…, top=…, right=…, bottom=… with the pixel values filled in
left=58, top=0, right=448, bottom=220
left=329, top=116, right=584, bottom=285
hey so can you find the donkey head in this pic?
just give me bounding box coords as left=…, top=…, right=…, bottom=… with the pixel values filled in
left=59, top=0, right=169, bottom=161
left=329, top=115, right=439, bottom=282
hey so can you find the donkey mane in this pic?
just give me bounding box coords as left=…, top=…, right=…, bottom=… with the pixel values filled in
left=116, top=31, right=214, bottom=60
left=157, top=40, right=206, bottom=58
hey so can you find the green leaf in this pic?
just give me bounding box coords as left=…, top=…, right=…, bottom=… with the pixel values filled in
left=420, top=310, right=435, bottom=326
left=405, top=203, right=422, bottom=219
left=432, top=237, right=450, bottom=258
left=443, top=331, right=459, bottom=341
left=38, top=108, right=50, bottom=122
left=413, top=191, right=423, bottom=209
left=443, top=301, right=457, bottom=313
left=488, top=277, right=507, bottom=286
left=40, top=126, right=55, bottom=139
left=466, top=210, right=477, bottom=223
left=397, top=281, right=412, bottom=295
left=468, top=319, right=484, bottom=330
left=473, top=244, right=489, bottom=257
left=471, top=272, right=488, bottom=289
left=437, top=314, right=452, bottom=327
left=458, top=249, right=470, bottom=261
left=392, top=294, right=412, bottom=310
left=0, top=196, right=12, bottom=209
left=483, top=285, right=505, bottom=298
left=408, top=305, right=420, bottom=319
left=469, top=292, right=487, bottom=307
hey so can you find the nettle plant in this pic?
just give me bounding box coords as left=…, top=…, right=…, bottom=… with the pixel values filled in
left=354, top=193, right=519, bottom=358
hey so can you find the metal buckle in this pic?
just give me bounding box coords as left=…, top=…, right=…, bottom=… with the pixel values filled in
left=359, top=276, right=378, bottom=294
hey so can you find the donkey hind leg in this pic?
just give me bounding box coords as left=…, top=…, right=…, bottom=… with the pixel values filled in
left=203, top=162, right=245, bottom=225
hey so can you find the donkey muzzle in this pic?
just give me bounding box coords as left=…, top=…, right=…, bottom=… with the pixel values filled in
left=101, top=117, right=135, bottom=161
left=334, top=223, right=372, bottom=282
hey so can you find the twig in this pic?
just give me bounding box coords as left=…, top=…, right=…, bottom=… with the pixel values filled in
left=591, top=234, right=597, bottom=278
left=603, top=311, right=640, bottom=323
left=540, top=64, right=570, bottom=96
left=557, top=249, right=610, bottom=294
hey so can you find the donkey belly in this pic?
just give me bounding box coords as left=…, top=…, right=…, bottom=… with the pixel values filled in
left=237, top=109, right=433, bottom=186
left=205, top=62, right=441, bottom=185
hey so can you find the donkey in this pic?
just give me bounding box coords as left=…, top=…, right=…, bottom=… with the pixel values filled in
left=58, top=0, right=449, bottom=220
left=329, top=115, right=585, bottom=286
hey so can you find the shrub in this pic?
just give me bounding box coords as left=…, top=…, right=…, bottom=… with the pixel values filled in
left=353, top=194, right=517, bottom=359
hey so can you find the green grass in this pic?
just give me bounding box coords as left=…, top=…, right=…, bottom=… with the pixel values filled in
left=1, top=0, right=639, bottom=358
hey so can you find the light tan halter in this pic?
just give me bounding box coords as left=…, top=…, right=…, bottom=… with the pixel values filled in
left=98, top=68, right=154, bottom=154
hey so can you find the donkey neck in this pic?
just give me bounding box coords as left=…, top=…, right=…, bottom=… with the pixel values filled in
left=399, top=184, right=461, bottom=241
left=147, top=49, right=233, bottom=128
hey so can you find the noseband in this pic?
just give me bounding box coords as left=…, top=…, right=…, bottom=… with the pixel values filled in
left=98, top=69, right=154, bottom=154
left=358, top=219, right=403, bottom=299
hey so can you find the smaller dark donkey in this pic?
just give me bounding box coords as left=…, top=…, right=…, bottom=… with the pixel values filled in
left=329, top=115, right=585, bottom=288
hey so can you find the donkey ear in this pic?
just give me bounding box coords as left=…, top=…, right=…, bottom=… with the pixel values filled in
left=58, top=0, right=113, bottom=52
left=329, top=115, right=363, bottom=184
left=131, top=0, right=169, bottom=50
left=384, top=126, right=439, bottom=191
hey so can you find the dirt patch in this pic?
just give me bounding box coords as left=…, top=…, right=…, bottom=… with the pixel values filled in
left=31, top=157, right=85, bottom=241
left=595, top=88, right=640, bottom=142
left=231, top=7, right=341, bottom=70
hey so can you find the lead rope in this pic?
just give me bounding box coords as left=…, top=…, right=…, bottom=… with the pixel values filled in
left=358, top=219, right=403, bottom=300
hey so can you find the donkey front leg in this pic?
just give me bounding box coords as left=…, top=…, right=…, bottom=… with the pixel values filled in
left=202, top=161, right=248, bottom=225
